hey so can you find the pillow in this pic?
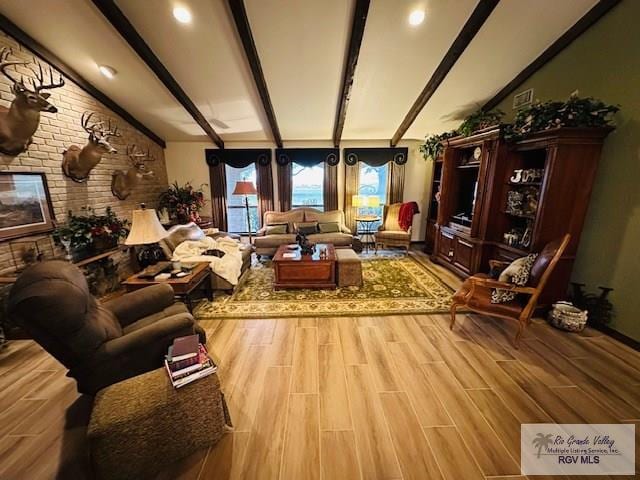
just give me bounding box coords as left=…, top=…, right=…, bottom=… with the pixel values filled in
left=491, top=253, right=538, bottom=304
left=318, top=222, right=340, bottom=233
left=295, top=221, right=318, bottom=235
left=265, top=223, right=288, bottom=235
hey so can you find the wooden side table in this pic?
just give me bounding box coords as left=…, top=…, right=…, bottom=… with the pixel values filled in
left=122, top=262, right=212, bottom=312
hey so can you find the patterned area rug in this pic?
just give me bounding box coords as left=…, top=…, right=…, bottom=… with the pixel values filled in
left=195, top=252, right=454, bottom=319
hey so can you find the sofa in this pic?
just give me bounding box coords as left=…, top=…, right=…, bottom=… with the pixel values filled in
left=254, top=208, right=355, bottom=256
left=7, top=260, right=205, bottom=395
left=159, top=222, right=252, bottom=292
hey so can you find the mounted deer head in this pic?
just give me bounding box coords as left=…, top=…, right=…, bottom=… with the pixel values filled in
left=0, top=48, right=65, bottom=156
left=62, top=111, right=120, bottom=182
left=111, top=144, right=156, bottom=200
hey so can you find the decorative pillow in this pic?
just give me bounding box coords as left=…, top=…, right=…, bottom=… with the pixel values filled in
left=491, top=253, right=538, bottom=304
left=265, top=223, right=288, bottom=235
left=318, top=222, right=340, bottom=233
left=295, top=221, right=318, bottom=235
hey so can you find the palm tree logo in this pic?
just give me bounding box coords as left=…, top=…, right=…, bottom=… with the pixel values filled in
left=532, top=433, right=554, bottom=458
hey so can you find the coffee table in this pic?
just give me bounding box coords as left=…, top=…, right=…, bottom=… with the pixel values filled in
left=122, top=262, right=212, bottom=311
left=273, top=243, right=336, bottom=289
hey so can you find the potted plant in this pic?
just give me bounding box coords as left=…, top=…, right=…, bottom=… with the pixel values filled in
left=53, top=207, right=130, bottom=261
left=158, top=181, right=207, bottom=224
left=420, top=130, right=459, bottom=160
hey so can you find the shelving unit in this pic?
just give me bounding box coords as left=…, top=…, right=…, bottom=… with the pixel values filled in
left=432, top=126, right=613, bottom=306
left=424, top=157, right=443, bottom=254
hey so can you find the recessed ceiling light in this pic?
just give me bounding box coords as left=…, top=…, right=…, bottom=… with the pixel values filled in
left=408, top=9, right=425, bottom=26
left=173, top=5, right=192, bottom=24
left=98, top=65, right=117, bottom=79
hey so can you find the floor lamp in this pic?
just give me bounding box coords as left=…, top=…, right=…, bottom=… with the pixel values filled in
left=232, top=180, right=258, bottom=243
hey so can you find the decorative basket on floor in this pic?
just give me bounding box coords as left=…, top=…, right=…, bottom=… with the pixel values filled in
left=548, top=301, right=588, bottom=332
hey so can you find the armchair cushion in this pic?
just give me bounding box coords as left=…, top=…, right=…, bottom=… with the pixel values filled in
left=491, top=254, right=538, bottom=304
left=374, top=230, right=411, bottom=240
left=103, top=283, right=176, bottom=327
left=122, top=303, right=190, bottom=335
left=382, top=203, right=403, bottom=231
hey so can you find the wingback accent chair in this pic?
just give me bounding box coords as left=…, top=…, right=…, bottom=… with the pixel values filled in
left=374, top=203, right=414, bottom=254
left=7, top=260, right=206, bottom=395
left=450, top=234, right=571, bottom=347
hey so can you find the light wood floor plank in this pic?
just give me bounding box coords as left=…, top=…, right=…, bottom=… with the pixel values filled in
left=320, top=431, right=361, bottom=480
left=359, top=326, right=399, bottom=392
left=291, top=327, right=319, bottom=394
left=423, top=426, right=484, bottom=480
left=227, top=345, right=270, bottom=432
left=269, top=319, right=296, bottom=366
left=550, top=386, right=619, bottom=424
left=299, top=317, right=318, bottom=327
left=280, top=394, right=320, bottom=480
left=247, top=319, right=276, bottom=345
left=240, top=366, right=292, bottom=480
left=386, top=342, right=452, bottom=427
left=345, top=364, right=401, bottom=480
left=318, top=343, right=352, bottom=431
left=379, top=391, right=444, bottom=480
left=423, top=362, right=521, bottom=476
left=0, top=370, right=56, bottom=413
left=399, top=316, right=442, bottom=362
left=317, top=317, right=339, bottom=344
left=338, top=320, right=367, bottom=365
left=199, top=432, right=250, bottom=480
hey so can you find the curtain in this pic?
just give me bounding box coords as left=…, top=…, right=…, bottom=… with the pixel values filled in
left=344, top=163, right=360, bottom=234
left=208, top=162, right=228, bottom=232
left=256, top=160, right=274, bottom=227
left=323, top=162, right=338, bottom=211
left=387, top=161, right=406, bottom=205
left=277, top=161, right=292, bottom=211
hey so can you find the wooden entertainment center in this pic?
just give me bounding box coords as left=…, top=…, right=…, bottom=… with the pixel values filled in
left=429, top=126, right=612, bottom=305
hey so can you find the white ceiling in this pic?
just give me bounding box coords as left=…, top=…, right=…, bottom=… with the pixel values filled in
left=0, top=0, right=600, bottom=145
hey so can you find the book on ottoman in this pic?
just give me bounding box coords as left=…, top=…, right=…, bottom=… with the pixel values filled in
left=165, top=336, right=217, bottom=389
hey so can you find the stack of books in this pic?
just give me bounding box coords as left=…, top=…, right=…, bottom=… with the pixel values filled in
left=164, top=334, right=217, bottom=389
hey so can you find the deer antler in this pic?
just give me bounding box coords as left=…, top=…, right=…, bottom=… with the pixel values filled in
left=0, top=48, right=30, bottom=85
left=29, top=60, right=65, bottom=92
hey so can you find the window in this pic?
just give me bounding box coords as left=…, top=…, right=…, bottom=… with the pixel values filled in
left=225, top=164, right=258, bottom=234
left=357, top=162, right=388, bottom=231
left=292, top=163, right=323, bottom=210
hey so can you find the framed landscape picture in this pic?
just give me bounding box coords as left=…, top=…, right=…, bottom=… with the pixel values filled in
left=0, top=172, right=55, bottom=241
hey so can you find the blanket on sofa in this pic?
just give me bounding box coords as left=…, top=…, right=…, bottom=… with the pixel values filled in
left=172, top=236, right=243, bottom=286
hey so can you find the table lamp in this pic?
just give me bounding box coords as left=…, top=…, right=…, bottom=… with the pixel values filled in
left=125, top=204, right=168, bottom=268
left=232, top=180, right=257, bottom=242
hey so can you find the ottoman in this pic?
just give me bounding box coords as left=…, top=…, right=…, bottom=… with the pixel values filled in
left=87, top=368, right=231, bottom=480
left=335, top=248, right=363, bottom=287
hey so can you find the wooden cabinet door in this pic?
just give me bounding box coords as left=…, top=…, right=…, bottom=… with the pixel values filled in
left=437, top=230, right=455, bottom=263
left=453, top=237, right=474, bottom=274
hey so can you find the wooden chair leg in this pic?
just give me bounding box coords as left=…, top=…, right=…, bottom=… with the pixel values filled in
left=450, top=303, right=458, bottom=330
left=514, top=320, right=526, bottom=349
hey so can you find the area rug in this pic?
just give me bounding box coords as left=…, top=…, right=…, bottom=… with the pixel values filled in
left=195, top=252, right=455, bottom=319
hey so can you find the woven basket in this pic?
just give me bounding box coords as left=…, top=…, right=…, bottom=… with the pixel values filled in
left=548, top=302, right=588, bottom=332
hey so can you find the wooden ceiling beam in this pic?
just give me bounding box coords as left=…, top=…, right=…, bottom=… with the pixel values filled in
left=390, top=0, right=499, bottom=147
left=483, top=0, right=621, bottom=111
left=91, top=0, right=224, bottom=149
left=227, top=0, right=283, bottom=148
left=332, top=0, right=370, bottom=148
left=0, top=13, right=166, bottom=148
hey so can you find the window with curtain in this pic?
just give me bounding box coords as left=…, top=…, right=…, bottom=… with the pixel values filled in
left=357, top=162, right=388, bottom=231
left=225, top=163, right=258, bottom=234
left=292, top=162, right=324, bottom=210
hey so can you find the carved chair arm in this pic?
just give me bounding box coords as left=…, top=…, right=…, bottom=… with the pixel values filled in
left=489, top=259, right=511, bottom=270
left=469, top=276, right=536, bottom=295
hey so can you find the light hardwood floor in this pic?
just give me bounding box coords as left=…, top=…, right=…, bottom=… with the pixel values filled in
left=1, top=259, right=639, bottom=479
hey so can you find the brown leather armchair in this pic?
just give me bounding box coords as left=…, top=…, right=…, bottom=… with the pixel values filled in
left=450, top=234, right=570, bottom=347
left=8, top=260, right=206, bottom=394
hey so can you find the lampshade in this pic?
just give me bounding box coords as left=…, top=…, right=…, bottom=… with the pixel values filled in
left=366, top=195, right=380, bottom=207
left=352, top=194, right=364, bottom=207
left=125, top=207, right=167, bottom=245
left=232, top=180, right=257, bottom=195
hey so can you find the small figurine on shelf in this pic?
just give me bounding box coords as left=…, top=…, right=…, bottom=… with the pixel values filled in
left=506, top=190, right=524, bottom=214
left=503, top=229, right=521, bottom=247
left=510, top=169, right=523, bottom=184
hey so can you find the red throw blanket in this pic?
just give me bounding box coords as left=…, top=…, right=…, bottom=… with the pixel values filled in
left=398, top=201, right=420, bottom=231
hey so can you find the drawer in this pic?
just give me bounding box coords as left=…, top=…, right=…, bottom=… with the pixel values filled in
left=437, top=231, right=455, bottom=263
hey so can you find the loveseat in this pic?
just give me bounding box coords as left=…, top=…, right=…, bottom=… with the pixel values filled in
left=159, top=222, right=252, bottom=292
left=254, top=208, right=355, bottom=256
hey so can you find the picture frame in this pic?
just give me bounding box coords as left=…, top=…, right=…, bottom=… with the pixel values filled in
left=0, top=172, right=55, bottom=241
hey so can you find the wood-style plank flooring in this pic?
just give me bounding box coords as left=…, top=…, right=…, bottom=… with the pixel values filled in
left=1, top=256, right=639, bottom=479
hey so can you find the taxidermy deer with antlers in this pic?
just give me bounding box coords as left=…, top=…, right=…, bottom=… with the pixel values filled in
left=111, top=145, right=156, bottom=200
left=0, top=48, right=65, bottom=156
left=62, top=112, right=120, bottom=182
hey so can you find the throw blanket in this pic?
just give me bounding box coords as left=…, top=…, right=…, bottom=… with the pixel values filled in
left=172, top=236, right=243, bottom=286
left=398, top=201, right=420, bottom=231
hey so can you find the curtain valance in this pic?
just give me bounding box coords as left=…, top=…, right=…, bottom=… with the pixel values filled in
left=343, top=147, right=408, bottom=167
left=275, top=148, right=339, bottom=167
left=205, top=149, right=272, bottom=169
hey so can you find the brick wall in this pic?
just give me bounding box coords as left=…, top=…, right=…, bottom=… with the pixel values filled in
left=0, top=32, right=168, bottom=275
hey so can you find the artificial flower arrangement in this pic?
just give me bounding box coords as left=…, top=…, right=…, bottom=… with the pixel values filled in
left=420, top=93, right=619, bottom=159
left=158, top=181, right=207, bottom=224
left=52, top=206, right=130, bottom=258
